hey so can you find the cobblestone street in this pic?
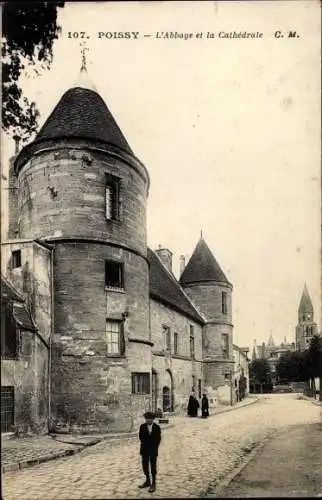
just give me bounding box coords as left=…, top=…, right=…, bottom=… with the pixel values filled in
left=3, top=395, right=321, bottom=499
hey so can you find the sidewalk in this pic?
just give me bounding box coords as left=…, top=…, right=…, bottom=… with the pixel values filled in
left=1, top=396, right=258, bottom=474
left=296, top=393, right=322, bottom=406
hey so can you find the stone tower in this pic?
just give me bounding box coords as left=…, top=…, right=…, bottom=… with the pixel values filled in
left=13, top=72, right=151, bottom=432
left=296, top=285, right=318, bottom=351
left=179, top=236, right=234, bottom=392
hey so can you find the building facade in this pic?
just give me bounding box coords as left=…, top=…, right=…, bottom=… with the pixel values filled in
left=1, top=70, right=240, bottom=434
left=233, top=344, right=250, bottom=402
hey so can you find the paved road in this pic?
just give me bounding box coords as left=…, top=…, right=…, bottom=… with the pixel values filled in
left=216, top=422, right=322, bottom=498
left=3, top=395, right=321, bottom=499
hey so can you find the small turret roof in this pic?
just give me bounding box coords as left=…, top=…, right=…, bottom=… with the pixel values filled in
left=148, top=248, right=204, bottom=324
left=179, top=236, right=231, bottom=286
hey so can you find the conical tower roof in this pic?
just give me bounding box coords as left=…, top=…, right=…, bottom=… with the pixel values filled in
left=36, top=86, right=132, bottom=153
left=180, top=236, right=231, bottom=286
left=298, top=284, right=314, bottom=318
left=14, top=68, right=133, bottom=173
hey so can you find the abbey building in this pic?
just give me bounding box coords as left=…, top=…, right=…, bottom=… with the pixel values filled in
left=1, top=71, right=241, bottom=435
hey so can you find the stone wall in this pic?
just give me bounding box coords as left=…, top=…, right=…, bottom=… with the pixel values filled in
left=1, top=331, right=49, bottom=434
left=50, top=242, right=151, bottom=433
left=16, top=145, right=148, bottom=256
left=1, top=240, right=52, bottom=343
left=150, top=299, right=203, bottom=414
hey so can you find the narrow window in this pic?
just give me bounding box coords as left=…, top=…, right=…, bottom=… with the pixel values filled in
left=106, top=320, right=124, bottom=355
left=222, top=291, right=227, bottom=314
left=163, top=326, right=171, bottom=351
left=174, top=332, right=178, bottom=355
left=198, top=379, right=202, bottom=399
left=105, top=174, right=120, bottom=221
left=192, top=375, right=196, bottom=391
left=222, top=333, right=229, bottom=359
left=189, top=325, right=195, bottom=358
left=12, top=250, right=21, bottom=269
left=131, top=373, right=150, bottom=394
left=1, top=386, right=15, bottom=433
left=105, top=260, right=124, bottom=290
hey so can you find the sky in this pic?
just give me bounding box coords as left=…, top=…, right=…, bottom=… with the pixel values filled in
left=1, top=1, right=321, bottom=349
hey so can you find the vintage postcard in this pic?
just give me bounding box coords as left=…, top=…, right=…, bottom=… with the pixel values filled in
left=1, top=1, right=321, bottom=498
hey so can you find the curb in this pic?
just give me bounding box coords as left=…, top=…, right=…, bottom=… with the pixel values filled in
left=296, top=394, right=322, bottom=406
left=1, top=423, right=175, bottom=474
left=214, top=397, right=260, bottom=417
left=204, top=433, right=273, bottom=498
left=2, top=445, right=84, bottom=473
left=1, top=401, right=256, bottom=474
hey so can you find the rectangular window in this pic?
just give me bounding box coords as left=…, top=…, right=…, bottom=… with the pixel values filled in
left=12, top=250, right=21, bottom=269
left=1, top=386, right=15, bottom=433
left=192, top=375, right=196, bottom=391
left=131, top=373, right=150, bottom=395
left=105, top=174, right=120, bottom=221
left=106, top=320, right=123, bottom=355
left=105, top=260, right=124, bottom=289
left=163, top=326, right=171, bottom=351
left=1, top=302, right=18, bottom=359
left=174, top=332, right=178, bottom=355
left=222, top=291, right=227, bottom=314
left=222, top=333, right=229, bottom=359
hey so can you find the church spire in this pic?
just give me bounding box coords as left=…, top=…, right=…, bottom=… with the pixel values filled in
left=298, top=284, right=314, bottom=322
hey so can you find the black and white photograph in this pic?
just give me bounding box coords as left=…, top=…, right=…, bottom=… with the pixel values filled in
left=1, top=1, right=321, bottom=498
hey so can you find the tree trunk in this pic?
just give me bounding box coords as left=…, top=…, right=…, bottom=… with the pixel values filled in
left=319, top=377, right=322, bottom=401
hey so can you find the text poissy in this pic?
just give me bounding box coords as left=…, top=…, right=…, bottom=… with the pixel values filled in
left=98, top=32, right=140, bottom=39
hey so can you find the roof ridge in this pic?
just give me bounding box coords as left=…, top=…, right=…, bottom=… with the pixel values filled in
left=152, top=250, right=206, bottom=323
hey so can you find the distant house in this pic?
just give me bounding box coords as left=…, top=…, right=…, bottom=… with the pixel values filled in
left=1, top=275, right=49, bottom=434
left=233, top=345, right=250, bottom=401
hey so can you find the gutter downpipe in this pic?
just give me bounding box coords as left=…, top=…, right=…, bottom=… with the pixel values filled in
left=48, top=246, right=54, bottom=432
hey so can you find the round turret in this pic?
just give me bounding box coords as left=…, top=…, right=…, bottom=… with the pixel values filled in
left=14, top=81, right=152, bottom=432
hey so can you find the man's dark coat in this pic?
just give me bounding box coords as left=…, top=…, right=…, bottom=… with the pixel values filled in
left=139, top=422, right=161, bottom=456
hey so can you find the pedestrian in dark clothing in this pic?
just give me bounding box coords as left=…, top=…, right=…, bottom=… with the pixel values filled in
left=138, top=411, right=161, bottom=493
left=201, top=394, right=209, bottom=418
left=187, top=393, right=199, bottom=417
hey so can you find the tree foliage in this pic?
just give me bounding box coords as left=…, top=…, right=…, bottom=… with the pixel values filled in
left=249, top=358, right=272, bottom=384
left=2, top=2, right=64, bottom=142
left=276, top=336, right=322, bottom=383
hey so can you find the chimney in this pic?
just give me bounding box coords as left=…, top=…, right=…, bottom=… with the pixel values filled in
left=179, top=254, right=186, bottom=277
left=155, top=246, right=173, bottom=273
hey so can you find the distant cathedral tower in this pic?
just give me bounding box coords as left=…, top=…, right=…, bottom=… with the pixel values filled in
left=295, top=285, right=318, bottom=351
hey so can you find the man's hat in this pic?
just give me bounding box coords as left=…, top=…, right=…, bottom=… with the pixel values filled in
left=143, top=411, right=155, bottom=419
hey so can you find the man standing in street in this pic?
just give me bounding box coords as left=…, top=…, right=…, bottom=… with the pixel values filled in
left=138, top=411, right=161, bottom=493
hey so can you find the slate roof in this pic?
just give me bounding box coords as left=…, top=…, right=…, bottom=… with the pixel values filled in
left=1, top=276, right=24, bottom=302
left=35, top=87, right=133, bottom=154
left=13, top=303, right=37, bottom=331
left=180, top=237, right=231, bottom=286
left=1, top=276, right=37, bottom=331
left=147, top=248, right=204, bottom=324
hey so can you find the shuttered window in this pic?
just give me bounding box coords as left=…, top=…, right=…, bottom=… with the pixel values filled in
left=106, top=320, right=124, bottom=355
left=131, top=373, right=150, bottom=394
